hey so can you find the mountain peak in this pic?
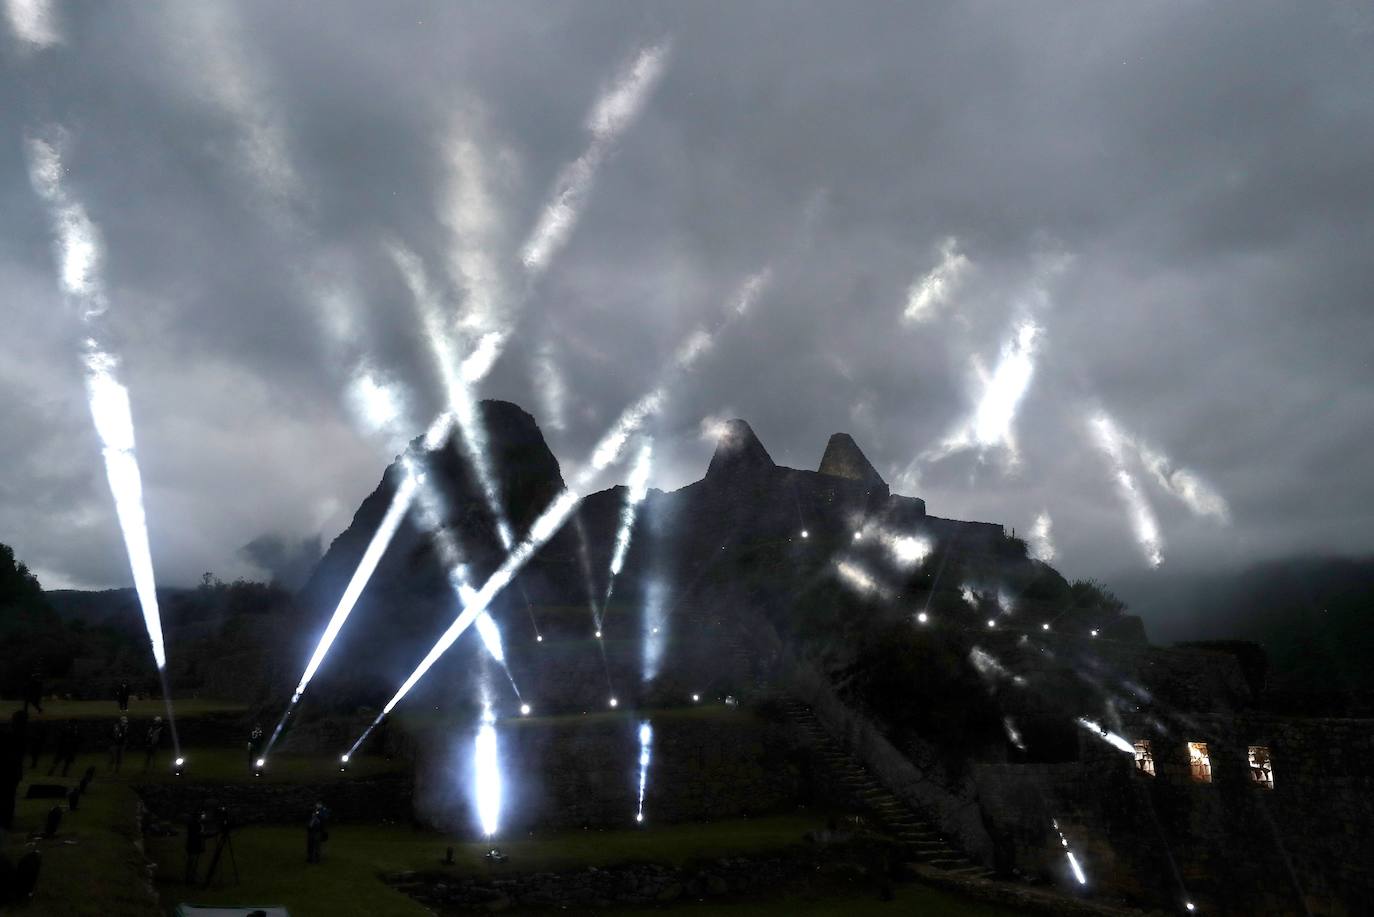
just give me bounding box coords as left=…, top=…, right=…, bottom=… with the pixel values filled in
left=818, top=432, right=885, bottom=488
left=705, top=419, right=775, bottom=480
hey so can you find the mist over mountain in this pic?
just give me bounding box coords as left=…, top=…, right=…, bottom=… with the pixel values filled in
left=1112, top=555, right=1374, bottom=710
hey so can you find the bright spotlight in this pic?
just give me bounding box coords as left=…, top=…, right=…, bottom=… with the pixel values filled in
left=853, top=531, right=862, bottom=541
left=1067, top=850, right=1087, bottom=885
left=1091, top=629, right=1099, bottom=637
left=536, top=634, right=544, bottom=643
left=800, top=530, right=809, bottom=539
left=341, top=754, right=350, bottom=763
left=595, top=629, right=603, bottom=639
left=1042, top=623, right=1050, bottom=631
left=520, top=704, right=531, bottom=716
left=1185, top=904, right=1196, bottom=913
left=474, top=711, right=502, bottom=839
left=175, top=757, right=185, bottom=766
left=609, top=697, right=619, bottom=708
left=987, top=619, right=996, bottom=628
left=636, top=813, right=644, bottom=823
left=691, top=693, right=700, bottom=703
left=651, top=626, right=659, bottom=634
left=917, top=612, right=929, bottom=624
left=255, top=757, right=265, bottom=767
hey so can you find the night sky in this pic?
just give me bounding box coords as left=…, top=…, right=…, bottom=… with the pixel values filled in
left=3, top=1, right=1371, bottom=592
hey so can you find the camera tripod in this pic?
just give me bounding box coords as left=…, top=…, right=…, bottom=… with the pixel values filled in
left=203, top=826, right=240, bottom=887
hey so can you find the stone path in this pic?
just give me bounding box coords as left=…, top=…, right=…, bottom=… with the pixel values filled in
left=781, top=697, right=995, bottom=879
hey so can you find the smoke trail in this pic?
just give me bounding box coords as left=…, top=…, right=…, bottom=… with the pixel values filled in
left=635, top=720, right=653, bottom=823
left=1090, top=413, right=1164, bottom=567
left=1028, top=511, right=1057, bottom=562
left=532, top=339, right=569, bottom=433
left=1137, top=443, right=1230, bottom=522
left=903, top=237, right=969, bottom=323
left=521, top=43, right=670, bottom=273
left=4, top=0, right=57, bottom=48
left=602, top=437, right=654, bottom=614
left=24, top=134, right=182, bottom=755
left=389, top=243, right=514, bottom=548
left=927, top=319, right=1041, bottom=466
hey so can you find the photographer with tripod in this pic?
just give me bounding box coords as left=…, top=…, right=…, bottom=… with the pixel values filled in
left=202, top=805, right=239, bottom=887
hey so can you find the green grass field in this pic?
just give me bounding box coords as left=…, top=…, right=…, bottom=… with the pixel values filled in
left=4, top=701, right=1018, bottom=917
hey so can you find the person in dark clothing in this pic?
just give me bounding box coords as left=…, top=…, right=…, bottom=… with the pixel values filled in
left=48, top=723, right=78, bottom=777
left=143, top=717, right=164, bottom=771
left=184, top=810, right=205, bottom=884
left=306, top=801, right=329, bottom=863
left=23, top=674, right=43, bottom=715
left=116, top=681, right=131, bottom=713
left=109, top=716, right=129, bottom=773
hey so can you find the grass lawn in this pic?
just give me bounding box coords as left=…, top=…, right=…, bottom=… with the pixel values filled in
left=1, top=697, right=248, bottom=720
left=146, top=814, right=1020, bottom=917
left=2, top=754, right=158, bottom=916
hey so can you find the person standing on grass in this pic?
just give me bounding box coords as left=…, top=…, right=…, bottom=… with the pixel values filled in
left=116, top=680, right=131, bottom=713
left=184, top=809, right=205, bottom=884
left=306, top=801, right=329, bottom=863
left=143, top=716, right=164, bottom=771
left=49, top=723, right=78, bottom=777
left=109, top=716, right=129, bottom=773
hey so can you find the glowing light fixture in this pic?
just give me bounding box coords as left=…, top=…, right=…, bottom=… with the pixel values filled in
left=691, top=693, right=700, bottom=703
left=474, top=709, right=501, bottom=839
left=1042, top=623, right=1050, bottom=631
left=609, top=697, right=619, bottom=708
left=520, top=704, right=531, bottom=716
left=987, top=619, right=996, bottom=628
left=800, top=529, right=809, bottom=538
left=917, top=612, right=929, bottom=624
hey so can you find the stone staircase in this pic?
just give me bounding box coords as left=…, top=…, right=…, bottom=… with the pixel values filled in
left=781, top=698, right=993, bottom=879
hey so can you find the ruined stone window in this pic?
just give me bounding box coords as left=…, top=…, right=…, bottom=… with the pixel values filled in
left=1187, top=741, right=1212, bottom=783
left=1248, top=745, right=1274, bottom=789
left=1133, top=740, right=1155, bottom=776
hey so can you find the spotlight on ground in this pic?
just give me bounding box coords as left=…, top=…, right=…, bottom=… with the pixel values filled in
left=536, top=635, right=544, bottom=643
left=1185, top=904, right=1196, bottom=913
left=636, top=720, right=653, bottom=824
left=800, top=529, right=809, bottom=539
left=254, top=757, right=265, bottom=777
left=1042, top=623, right=1051, bottom=631
left=853, top=531, right=862, bottom=541
left=520, top=704, right=531, bottom=716
left=691, top=693, right=700, bottom=703
left=987, top=619, right=996, bottom=628
left=339, top=753, right=349, bottom=773
left=1091, top=629, right=1099, bottom=637
left=917, top=612, right=929, bottom=624
left=173, top=757, right=185, bottom=777
left=595, top=630, right=602, bottom=639
left=474, top=708, right=501, bottom=841
left=609, top=697, right=619, bottom=708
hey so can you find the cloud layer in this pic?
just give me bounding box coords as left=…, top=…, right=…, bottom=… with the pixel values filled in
left=2, top=1, right=1372, bottom=596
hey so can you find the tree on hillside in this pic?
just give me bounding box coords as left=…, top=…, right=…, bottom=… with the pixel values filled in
left=0, top=543, right=76, bottom=695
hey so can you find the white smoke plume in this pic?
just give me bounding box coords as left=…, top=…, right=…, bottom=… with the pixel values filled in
left=903, top=237, right=969, bottom=323
left=389, top=242, right=514, bottom=548
left=25, top=136, right=168, bottom=674
left=532, top=339, right=569, bottom=432
left=1090, top=413, right=1164, bottom=567
left=521, top=43, right=670, bottom=273
left=603, top=437, right=654, bottom=609
left=1028, top=511, right=1057, bottom=563
left=4, top=0, right=59, bottom=48
left=1137, top=443, right=1230, bottom=522
left=927, top=318, right=1041, bottom=466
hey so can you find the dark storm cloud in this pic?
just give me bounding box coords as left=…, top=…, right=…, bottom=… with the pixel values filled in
left=1, top=0, right=1371, bottom=595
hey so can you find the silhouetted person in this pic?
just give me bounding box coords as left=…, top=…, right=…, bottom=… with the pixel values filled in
left=246, top=724, right=264, bottom=773
left=48, top=723, right=78, bottom=777
left=79, top=766, right=94, bottom=795
left=67, top=786, right=80, bottom=812
left=116, top=680, right=131, bottom=713
left=143, top=717, right=164, bottom=771
left=23, top=673, right=43, bottom=715
left=185, top=810, right=205, bottom=884
left=306, top=801, right=329, bottom=863
left=43, top=805, right=62, bottom=838
left=109, top=716, right=129, bottom=773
